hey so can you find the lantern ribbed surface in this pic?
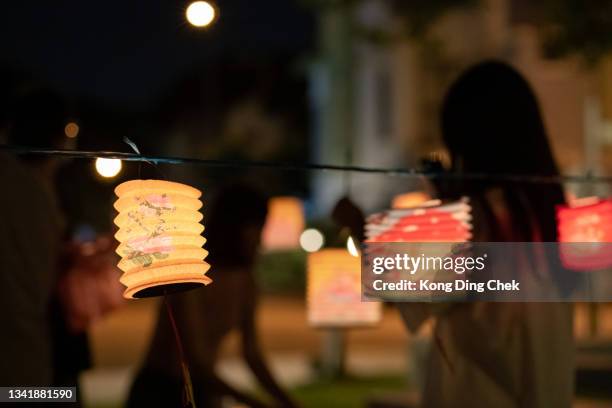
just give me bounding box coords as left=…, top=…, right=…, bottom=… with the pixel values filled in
left=113, top=179, right=211, bottom=299
left=365, top=198, right=472, bottom=243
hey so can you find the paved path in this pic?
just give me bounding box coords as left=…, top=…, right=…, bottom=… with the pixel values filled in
left=82, top=296, right=612, bottom=407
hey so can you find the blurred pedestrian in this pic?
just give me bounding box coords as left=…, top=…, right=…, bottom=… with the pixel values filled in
left=0, top=87, right=123, bottom=403
left=0, top=88, right=65, bottom=387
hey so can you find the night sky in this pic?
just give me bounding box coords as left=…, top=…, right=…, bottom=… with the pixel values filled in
left=0, top=0, right=315, bottom=109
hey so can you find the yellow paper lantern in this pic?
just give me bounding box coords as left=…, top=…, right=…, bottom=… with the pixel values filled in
left=113, top=179, right=211, bottom=299
left=261, top=196, right=305, bottom=250
left=307, top=249, right=381, bottom=327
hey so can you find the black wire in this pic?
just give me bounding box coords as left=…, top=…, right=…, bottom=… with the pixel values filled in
left=1, top=145, right=611, bottom=185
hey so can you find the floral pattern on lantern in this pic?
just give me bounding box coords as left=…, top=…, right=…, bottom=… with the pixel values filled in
left=114, top=179, right=211, bottom=299
left=307, top=249, right=381, bottom=327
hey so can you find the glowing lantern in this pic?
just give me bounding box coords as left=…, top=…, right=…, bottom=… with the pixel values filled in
left=364, top=199, right=472, bottom=302
left=261, top=197, right=305, bottom=251
left=391, top=191, right=431, bottom=209
left=307, top=249, right=381, bottom=327
left=365, top=198, right=472, bottom=243
left=113, top=179, right=211, bottom=299
left=557, top=197, right=612, bottom=270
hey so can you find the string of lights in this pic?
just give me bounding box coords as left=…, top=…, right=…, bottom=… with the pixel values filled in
left=2, top=145, right=612, bottom=185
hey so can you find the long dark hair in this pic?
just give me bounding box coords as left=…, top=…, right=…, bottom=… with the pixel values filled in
left=440, top=61, right=565, bottom=242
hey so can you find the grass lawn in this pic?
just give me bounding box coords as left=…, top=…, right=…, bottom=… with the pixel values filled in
left=291, top=375, right=409, bottom=408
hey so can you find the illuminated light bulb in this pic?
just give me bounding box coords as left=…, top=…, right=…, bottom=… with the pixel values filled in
left=186, top=1, right=216, bottom=27
left=300, top=228, right=324, bottom=253
left=347, top=236, right=359, bottom=257
left=64, top=122, right=79, bottom=138
left=95, top=158, right=122, bottom=178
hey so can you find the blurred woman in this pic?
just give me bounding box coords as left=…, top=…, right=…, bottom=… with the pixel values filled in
left=398, top=61, right=574, bottom=407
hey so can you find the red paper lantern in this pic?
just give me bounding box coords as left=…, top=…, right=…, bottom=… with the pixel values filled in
left=261, top=197, right=305, bottom=251
left=365, top=198, right=472, bottom=243
left=557, top=197, right=612, bottom=271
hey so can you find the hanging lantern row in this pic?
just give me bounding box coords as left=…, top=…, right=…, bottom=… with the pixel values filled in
left=114, top=179, right=211, bottom=299
left=365, top=198, right=473, bottom=243
left=307, top=249, right=381, bottom=327
left=557, top=197, right=612, bottom=271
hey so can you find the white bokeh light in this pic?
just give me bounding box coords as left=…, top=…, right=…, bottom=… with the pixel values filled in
left=186, top=1, right=216, bottom=27
left=95, top=158, right=122, bottom=178
left=347, top=236, right=359, bottom=257
left=300, top=228, right=324, bottom=253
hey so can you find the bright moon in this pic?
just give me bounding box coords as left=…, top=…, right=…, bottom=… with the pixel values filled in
left=95, top=158, right=122, bottom=178
left=186, top=1, right=216, bottom=27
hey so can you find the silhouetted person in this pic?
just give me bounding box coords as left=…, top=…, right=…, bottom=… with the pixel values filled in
left=398, top=61, right=574, bottom=407
left=0, top=88, right=108, bottom=408
left=332, top=197, right=366, bottom=242
left=0, top=88, right=72, bottom=387
left=128, top=184, right=299, bottom=408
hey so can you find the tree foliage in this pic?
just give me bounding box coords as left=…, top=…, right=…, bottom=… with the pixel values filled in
left=538, top=0, right=612, bottom=64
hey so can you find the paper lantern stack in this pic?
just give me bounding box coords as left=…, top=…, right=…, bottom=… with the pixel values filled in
left=114, top=180, right=211, bottom=299
left=365, top=198, right=472, bottom=243
left=307, top=249, right=381, bottom=327
left=364, top=198, right=472, bottom=301
left=557, top=197, right=612, bottom=271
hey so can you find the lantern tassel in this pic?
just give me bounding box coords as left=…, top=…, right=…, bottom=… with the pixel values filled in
left=164, top=295, right=197, bottom=408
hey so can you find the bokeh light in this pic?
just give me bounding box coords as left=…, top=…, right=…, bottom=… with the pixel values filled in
left=300, top=228, right=324, bottom=253
left=64, top=122, right=79, bottom=138
left=95, top=158, right=122, bottom=178
left=186, top=1, right=216, bottom=28
left=346, top=236, right=359, bottom=257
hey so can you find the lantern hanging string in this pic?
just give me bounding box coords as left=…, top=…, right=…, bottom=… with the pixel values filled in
left=118, top=138, right=197, bottom=408
left=2, top=145, right=612, bottom=185
left=164, top=295, right=197, bottom=408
